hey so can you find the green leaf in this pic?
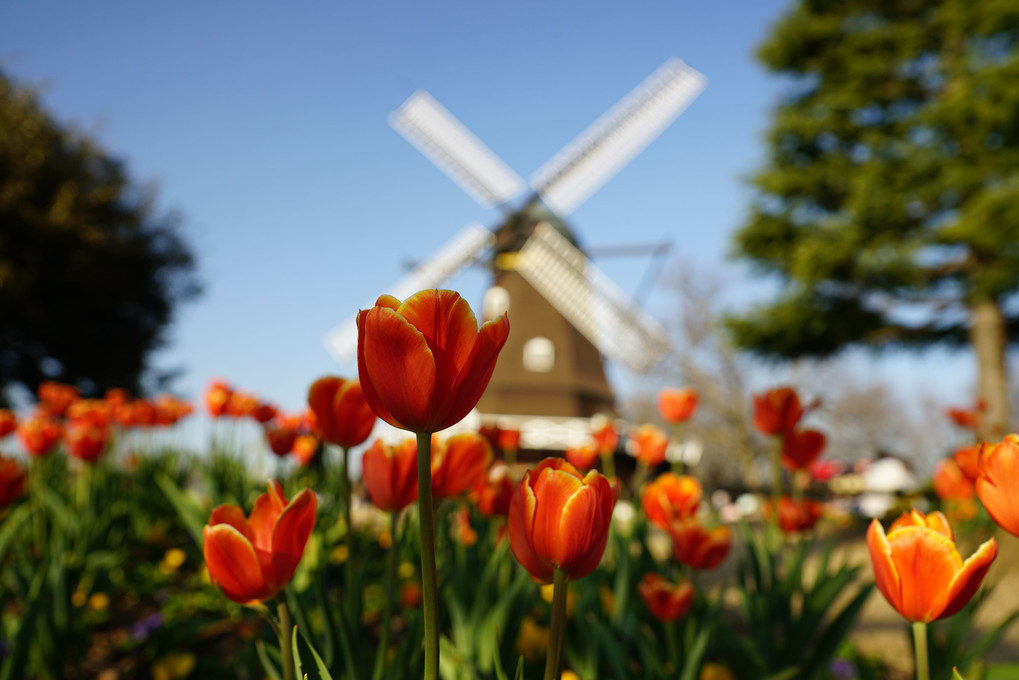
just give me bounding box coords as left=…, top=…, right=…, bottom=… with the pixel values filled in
left=256, top=640, right=284, bottom=680
left=155, top=473, right=207, bottom=545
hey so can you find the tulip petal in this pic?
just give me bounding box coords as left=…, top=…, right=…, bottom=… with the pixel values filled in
left=307, top=377, right=342, bottom=438
left=886, top=526, right=961, bottom=622
left=270, top=489, right=318, bottom=589
left=976, top=443, right=1019, bottom=537
left=439, top=313, right=510, bottom=429
left=332, top=380, right=376, bottom=448
left=508, top=474, right=553, bottom=584
left=553, top=483, right=601, bottom=572
left=940, top=537, right=998, bottom=620
left=249, top=482, right=287, bottom=553
left=209, top=504, right=254, bottom=542
left=357, top=308, right=397, bottom=427
left=397, top=290, right=479, bottom=391
left=530, top=468, right=584, bottom=567
left=203, top=524, right=268, bottom=603
left=362, top=306, right=437, bottom=431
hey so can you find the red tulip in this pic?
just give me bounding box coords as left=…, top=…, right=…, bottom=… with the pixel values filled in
left=565, top=444, right=599, bottom=471
left=770, top=497, right=823, bottom=533
left=251, top=402, right=278, bottom=425
left=307, top=376, right=377, bottom=448
left=362, top=438, right=419, bottom=513
left=641, top=473, right=702, bottom=529
left=203, top=481, right=317, bottom=603
left=781, top=428, right=826, bottom=471
left=265, top=424, right=297, bottom=458
left=498, top=428, right=522, bottom=453
left=0, top=455, right=26, bottom=509
left=668, top=519, right=732, bottom=570
left=752, top=387, right=803, bottom=436
left=629, top=423, right=669, bottom=467
left=65, top=421, right=108, bottom=463
left=975, top=434, right=1019, bottom=537
left=508, top=458, right=616, bottom=584
left=471, top=464, right=515, bottom=517
left=432, top=432, right=492, bottom=500
left=638, top=573, right=694, bottom=622
left=867, top=510, right=996, bottom=622
left=357, top=289, right=509, bottom=433
left=227, top=391, right=258, bottom=419
left=450, top=505, right=478, bottom=546
left=657, top=387, right=698, bottom=425
left=0, top=410, right=17, bottom=438
left=933, top=458, right=975, bottom=502
left=18, top=416, right=61, bottom=457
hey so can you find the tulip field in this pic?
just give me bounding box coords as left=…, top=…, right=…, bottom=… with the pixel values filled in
left=4, top=290, right=1019, bottom=680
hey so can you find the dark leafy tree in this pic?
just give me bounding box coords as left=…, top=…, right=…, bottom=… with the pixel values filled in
left=0, top=68, right=201, bottom=401
left=729, top=0, right=1019, bottom=437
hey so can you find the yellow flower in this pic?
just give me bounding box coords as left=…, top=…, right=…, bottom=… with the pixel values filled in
left=700, top=662, right=735, bottom=680
left=151, top=652, right=196, bottom=680
left=330, top=544, right=349, bottom=564
left=88, top=592, right=110, bottom=611
left=398, top=561, right=415, bottom=579
left=515, top=617, right=549, bottom=661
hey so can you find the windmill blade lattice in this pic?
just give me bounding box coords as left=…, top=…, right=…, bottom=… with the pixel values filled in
left=390, top=91, right=526, bottom=208
left=323, top=223, right=495, bottom=366
left=530, top=59, right=706, bottom=217
left=515, top=223, right=670, bottom=373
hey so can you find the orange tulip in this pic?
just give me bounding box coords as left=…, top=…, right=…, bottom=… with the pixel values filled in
left=203, top=480, right=318, bottom=604
left=227, top=391, right=258, bottom=419
left=867, top=510, right=997, bottom=622
left=357, top=289, right=509, bottom=433
left=590, top=415, right=619, bottom=455
left=265, top=424, right=297, bottom=458
left=401, top=582, right=423, bottom=609
left=629, top=423, right=669, bottom=467
left=306, top=376, right=377, bottom=448
left=945, top=401, right=985, bottom=430
left=432, top=432, right=492, bottom=500
left=508, top=458, right=617, bottom=584
left=205, top=379, right=232, bottom=417
left=657, top=387, right=698, bottom=424
left=564, top=444, right=599, bottom=471
left=975, top=434, right=1019, bottom=537
left=637, top=573, right=694, bottom=622
left=471, top=464, right=515, bottom=517
left=769, top=497, right=823, bottom=533
left=0, top=410, right=17, bottom=438
left=752, top=387, right=803, bottom=436
left=292, top=434, right=320, bottom=466
left=38, top=381, right=78, bottom=418
left=933, top=458, right=975, bottom=502
left=450, top=505, right=478, bottom=546
left=362, top=438, right=419, bottom=513
left=953, top=444, right=982, bottom=481
left=0, top=455, right=26, bottom=509
left=781, top=428, right=826, bottom=471
left=66, top=400, right=112, bottom=429
left=65, top=421, right=108, bottom=463
left=17, top=416, right=61, bottom=457
left=498, top=428, right=522, bottom=454
left=668, top=519, right=732, bottom=570
left=105, top=388, right=129, bottom=407
left=641, top=473, right=702, bottom=529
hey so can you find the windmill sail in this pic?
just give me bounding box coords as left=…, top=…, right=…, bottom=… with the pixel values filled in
left=515, top=223, right=670, bottom=373
left=530, top=59, right=706, bottom=217
left=390, top=91, right=526, bottom=208
left=323, top=223, right=495, bottom=366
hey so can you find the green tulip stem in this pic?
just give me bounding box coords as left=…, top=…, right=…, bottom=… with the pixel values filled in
left=341, top=445, right=354, bottom=603
left=671, top=422, right=686, bottom=476
left=373, top=511, right=400, bottom=680
left=600, top=450, right=616, bottom=480
left=277, top=598, right=296, bottom=680
left=416, top=431, right=440, bottom=680
left=544, top=568, right=569, bottom=680
left=769, top=436, right=784, bottom=549
left=913, top=621, right=929, bottom=680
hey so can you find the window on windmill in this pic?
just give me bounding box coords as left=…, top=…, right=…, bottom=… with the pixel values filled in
left=523, top=337, right=555, bottom=373
left=484, top=285, right=510, bottom=320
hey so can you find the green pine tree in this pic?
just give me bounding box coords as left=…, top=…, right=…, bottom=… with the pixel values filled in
left=729, top=0, right=1019, bottom=437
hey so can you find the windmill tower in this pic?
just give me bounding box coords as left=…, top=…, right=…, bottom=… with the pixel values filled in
left=325, top=59, right=706, bottom=447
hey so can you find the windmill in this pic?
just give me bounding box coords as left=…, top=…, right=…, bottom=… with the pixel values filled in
left=325, top=59, right=706, bottom=448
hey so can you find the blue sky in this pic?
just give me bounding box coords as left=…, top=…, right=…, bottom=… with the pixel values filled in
left=0, top=0, right=975, bottom=415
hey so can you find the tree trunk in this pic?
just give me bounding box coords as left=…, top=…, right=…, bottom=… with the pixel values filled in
left=969, top=300, right=1010, bottom=440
